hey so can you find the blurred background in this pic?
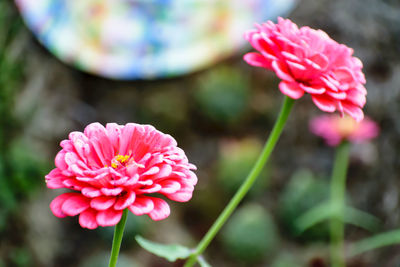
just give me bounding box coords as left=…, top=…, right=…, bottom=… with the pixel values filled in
left=1, top=0, right=400, bottom=266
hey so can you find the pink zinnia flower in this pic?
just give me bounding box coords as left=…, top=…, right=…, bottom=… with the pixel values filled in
left=244, top=17, right=367, bottom=122
left=309, top=115, right=379, bottom=146
left=45, top=123, right=197, bottom=229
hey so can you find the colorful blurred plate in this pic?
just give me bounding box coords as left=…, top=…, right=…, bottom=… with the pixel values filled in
left=15, top=0, right=298, bottom=79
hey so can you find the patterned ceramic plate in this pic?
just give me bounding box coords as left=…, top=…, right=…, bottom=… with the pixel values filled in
left=15, top=0, right=298, bottom=79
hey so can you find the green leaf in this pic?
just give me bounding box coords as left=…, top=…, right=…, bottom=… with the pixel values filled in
left=295, top=202, right=381, bottom=234
left=294, top=202, right=332, bottom=234
left=350, top=229, right=400, bottom=256
left=344, top=206, right=381, bottom=232
left=135, top=235, right=192, bottom=262
left=198, top=256, right=212, bottom=267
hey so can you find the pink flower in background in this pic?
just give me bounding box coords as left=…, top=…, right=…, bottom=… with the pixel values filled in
left=244, top=17, right=367, bottom=122
left=310, top=115, right=379, bottom=146
left=46, top=123, right=197, bottom=229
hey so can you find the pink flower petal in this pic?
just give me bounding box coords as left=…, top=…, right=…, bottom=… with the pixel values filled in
left=69, top=132, right=89, bottom=162
left=148, top=198, right=171, bottom=221
left=114, top=191, right=136, bottom=210
left=299, top=84, right=325, bottom=94
left=105, top=123, right=122, bottom=151
left=50, top=193, right=77, bottom=218
left=310, top=114, right=378, bottom=145
left=334, top=67, right=355, bottom=84
left=311, top=95, right=337, bottom=112
left=137, top=184, right=162, bottom=194
left=345, top=89, right=366, bottom=107
left=287, top=61, right=307, bottom=80
left=166, top=182, right=195, bottom=202
left=61, top=194, right=90, bottom=216
left=159, top=180, right=181, bottom=194
left=81, top=187, right=102, bottom=198
left=118, top=123, right=140, bottom=156
left=90, top=196, right=116, bottom=210
left=55, top=151, right=68, bottom=170
left=326, top=90, right=347, bottom=100
left=128, top=197, right=154, bottom=216
left=101, top=187, right=123, bottom=196
left=141, top=166, right=160, bottom=176
left=272, top=61, right=295, bottom=82
left=45, top=169, right=65, bottom=189
left=153, top=165, right=172, bottom=179
left=243, top=52, right=272, bottom=69
left=96, top=209, right=123, bottom=227
left=279, top=81, right=305, bottom=99
left=342, top=102, right=364, bottom=122
left=309, top=52, right=329, bottom=70
left=79, top=209, right=98, bottom=229
left=281, top=51, right=301, bottom=63
left=124, top=174, right=140, bottom=186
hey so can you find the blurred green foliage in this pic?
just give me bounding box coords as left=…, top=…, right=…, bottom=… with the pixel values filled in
left=79, top=252, right=138, bottom=267
left=0, top=0, right=46, bottom=234
left=279, top=169, right=330, bottom=241
left=135, top=235, right=192, bottom=262
left=221, top=203, right=277, bottom=263
left=270, top=253, right=301, bottom=267
left=141, top=88, right=189, bottom=133
left=217, top=138, right=269, bottom=197
left=9, top=247, right=31, bottom=267
left=99, top=212, right=149, bottom=246
left=195, top=66, right=249, bottom=124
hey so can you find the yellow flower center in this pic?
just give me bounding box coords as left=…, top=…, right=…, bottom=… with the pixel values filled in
left=111, top=154, right=131, bottom=168
left=107, top=154, right=145, bottom=169
left=336, top=116, right=359, bottom=137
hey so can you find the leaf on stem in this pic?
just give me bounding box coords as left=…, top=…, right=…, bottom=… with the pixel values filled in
left=294, top=202, right=381, bottom=234
left=294, top=201, right=332, bottom=234
left=344, top=206, right=381, bottom=233
left=135, top=235, right=192, bottom=262
left=350, top=229, right=400, bottom=256
left=198, top=256, right=212, bottom=267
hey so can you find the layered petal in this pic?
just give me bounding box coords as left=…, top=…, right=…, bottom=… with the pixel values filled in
left=244, top=17, right=367, bottom=121
left=45, top=122, right=198, bottom=229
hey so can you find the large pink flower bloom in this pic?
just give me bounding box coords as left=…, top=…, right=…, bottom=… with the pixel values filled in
left=45, top=123, right=197, bottom=229
left=244, top=17, right=367, bottom=122
left=310, top=115, right=379, bottom=146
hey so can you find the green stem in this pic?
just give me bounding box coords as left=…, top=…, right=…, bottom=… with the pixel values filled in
left=184, top=96, right=295, bottom=267
left=108, top=209, right=128, bottom=267
left=330, top=142, right=350, bottom=267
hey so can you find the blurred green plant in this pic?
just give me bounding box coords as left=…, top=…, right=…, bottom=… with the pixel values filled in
left=141, top=87, right=188, bottom=133
left=280, top=168, right=380, bottom=243
left=295, top=201, right=381, bottom=235
left=0, top=0, right=46, bottom=233
left=217, top=138, right=269, bottom=197
left=279, top=169, right=331, bottom=241
left=135, top=235, right=211, bottom=267
left=194, top=66, right=249, bottom=124
left=0, top=0, right=24, bottom=231
left=9, top=247, right=31, bottom=267
left=99, top=212, right=149, bottom=246
left=135, top=235, right=193, bottom=262
left=270, top=253, right=301, bottom=267
left=221, top=203, right=277, bottom=263
left=79, top=252, right=139, bottom=267
left=350, top=229, right=400, bottom=257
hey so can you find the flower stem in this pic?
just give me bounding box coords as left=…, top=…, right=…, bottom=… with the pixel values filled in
left=184, top=96, right=295, bottom=267
left=330, top=142, right=350, bottom=267
left=108, top=209, right=128, bottom=267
